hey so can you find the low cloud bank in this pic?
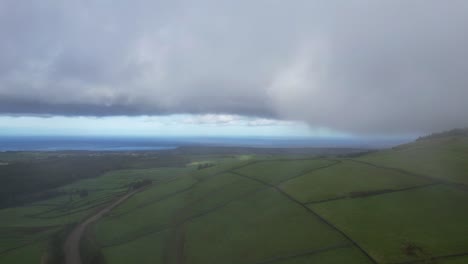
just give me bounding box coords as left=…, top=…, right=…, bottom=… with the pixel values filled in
left=1, top=1, right=468, bottom=134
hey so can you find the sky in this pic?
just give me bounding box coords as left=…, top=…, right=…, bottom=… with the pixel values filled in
left=0, top=114, right=336, bottom=138
left=1, top=0, right=468, bottom=138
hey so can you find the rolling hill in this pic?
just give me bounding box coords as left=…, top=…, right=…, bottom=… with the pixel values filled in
left=1, top=131, right=468, bottom=264
left=90, top=131, right=468, bottom=264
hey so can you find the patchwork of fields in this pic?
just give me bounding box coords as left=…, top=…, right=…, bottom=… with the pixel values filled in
left=2, top=136, right=468, bottom=264
left=92, top=141, right=468, bottom=264
left=0, top=167, right=192, bottom=263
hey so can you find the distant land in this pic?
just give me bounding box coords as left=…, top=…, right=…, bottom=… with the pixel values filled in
left=0, top=136, right=411, bottom=151
left=2, top=128, right=468, bottom=264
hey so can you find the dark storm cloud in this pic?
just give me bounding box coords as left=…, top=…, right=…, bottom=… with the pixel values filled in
left=1, top=0, right=468, bottom=134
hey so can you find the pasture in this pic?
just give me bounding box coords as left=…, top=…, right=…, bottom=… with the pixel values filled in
left=280, top=160, right=433, bottom=203
left=2, top=136, right=468, bottom=264
left=0, top=166, right=192, bottom=263
left=91, top=138, right=468, bottom=264
left=311, top=184, right=468, bottom=263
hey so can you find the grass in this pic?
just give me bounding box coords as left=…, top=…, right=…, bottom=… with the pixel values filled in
left=94, top=172, right=262, bottom=247
left=102, top=230, right=169, bottom=264
left=0, top=168, right=183, bottom=227
left=439, top=255, right=468, bottom=263
left=311, top=184, right=468, bottom=263
left=109, top=174, right=197, bottom=216
left=184, top=188, right=350, bottom=264
left=272, top=246, right=374, bottom=264
left=94, top=190, right=185, bottom=246
left=0, top=240, right=46, bottom=264
left=0, top=166, right=192, bottom=263
left=233, top=159, right=334, bottom=184
left=280, top=160, right=433, bottom=203
left=186, top=173, right=263, bottom=215
left=64, top=167, right=192, bottom=192
left=0, top=204, right=86, bottom=227
left=359, top=138, right=468, bottom=185
left=190, top=159, right=254, bottom=181
left=0, top=226, right=58, bottom=250
left=4, top=136, right=468, bottom=264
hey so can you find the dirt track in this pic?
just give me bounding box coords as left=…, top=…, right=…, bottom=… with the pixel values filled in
left=63, top=190, right=139, bottom=264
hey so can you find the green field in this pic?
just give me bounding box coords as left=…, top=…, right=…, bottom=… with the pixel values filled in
left=91, top=135, right=468, bottom=264
left=280, top=160, right=432, bottom=203
left=0, top=166, right=193, bottom=263
left=183, top=187, right=349, bottom=264
left=311, top=185, right=468, bottom=263
left=359, top=136, right=468, bottom=185
left=102, top=230, right=169, bottom=264
left=0, top=240, right=46, bottom=263
left=233, top=159, right=335, bottom=184
left=2, top=133, right=468, bottom=264
left=270, top=247, right=373, bottom=264
left=95, top=158, right=377, bottom=264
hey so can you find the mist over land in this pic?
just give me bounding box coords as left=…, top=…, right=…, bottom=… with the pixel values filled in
left=2, top=1, right=468, bottom=264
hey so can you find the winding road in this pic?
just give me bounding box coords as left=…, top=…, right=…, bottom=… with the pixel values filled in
left=63, top=190, right=140, bottom=264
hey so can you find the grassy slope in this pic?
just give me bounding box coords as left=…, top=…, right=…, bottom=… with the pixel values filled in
left=0, top=167, right=191, bottom=263
left=233, top=159, right=335, bottom=184
left=5, top=135, right=468, bottom=264
left=306, top=134, right=468, bottom=263
left=440, top=256, right=468, bottom=263
left=359, top=136, right=468, bottom=185
left=184, top=188, right=348, bottom=264
left=311, top=185, right=468, bottom=263
left=97, top=158, right=373, bottom=264
left=102, top=230, right=169, bottom=264
left=280, top=160, right=432, bottom=203
left=0, top=240, right=45, bottom=263
left=95, top=135, right=468, bottom=264
left=274, top=247, right=373, bottom=264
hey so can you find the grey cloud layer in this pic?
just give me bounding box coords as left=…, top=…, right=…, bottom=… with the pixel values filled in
left=1, top=0, right=468, bottom=134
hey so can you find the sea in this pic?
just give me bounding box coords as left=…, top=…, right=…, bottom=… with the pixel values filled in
left=0, top=136, right=412, bottom=152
